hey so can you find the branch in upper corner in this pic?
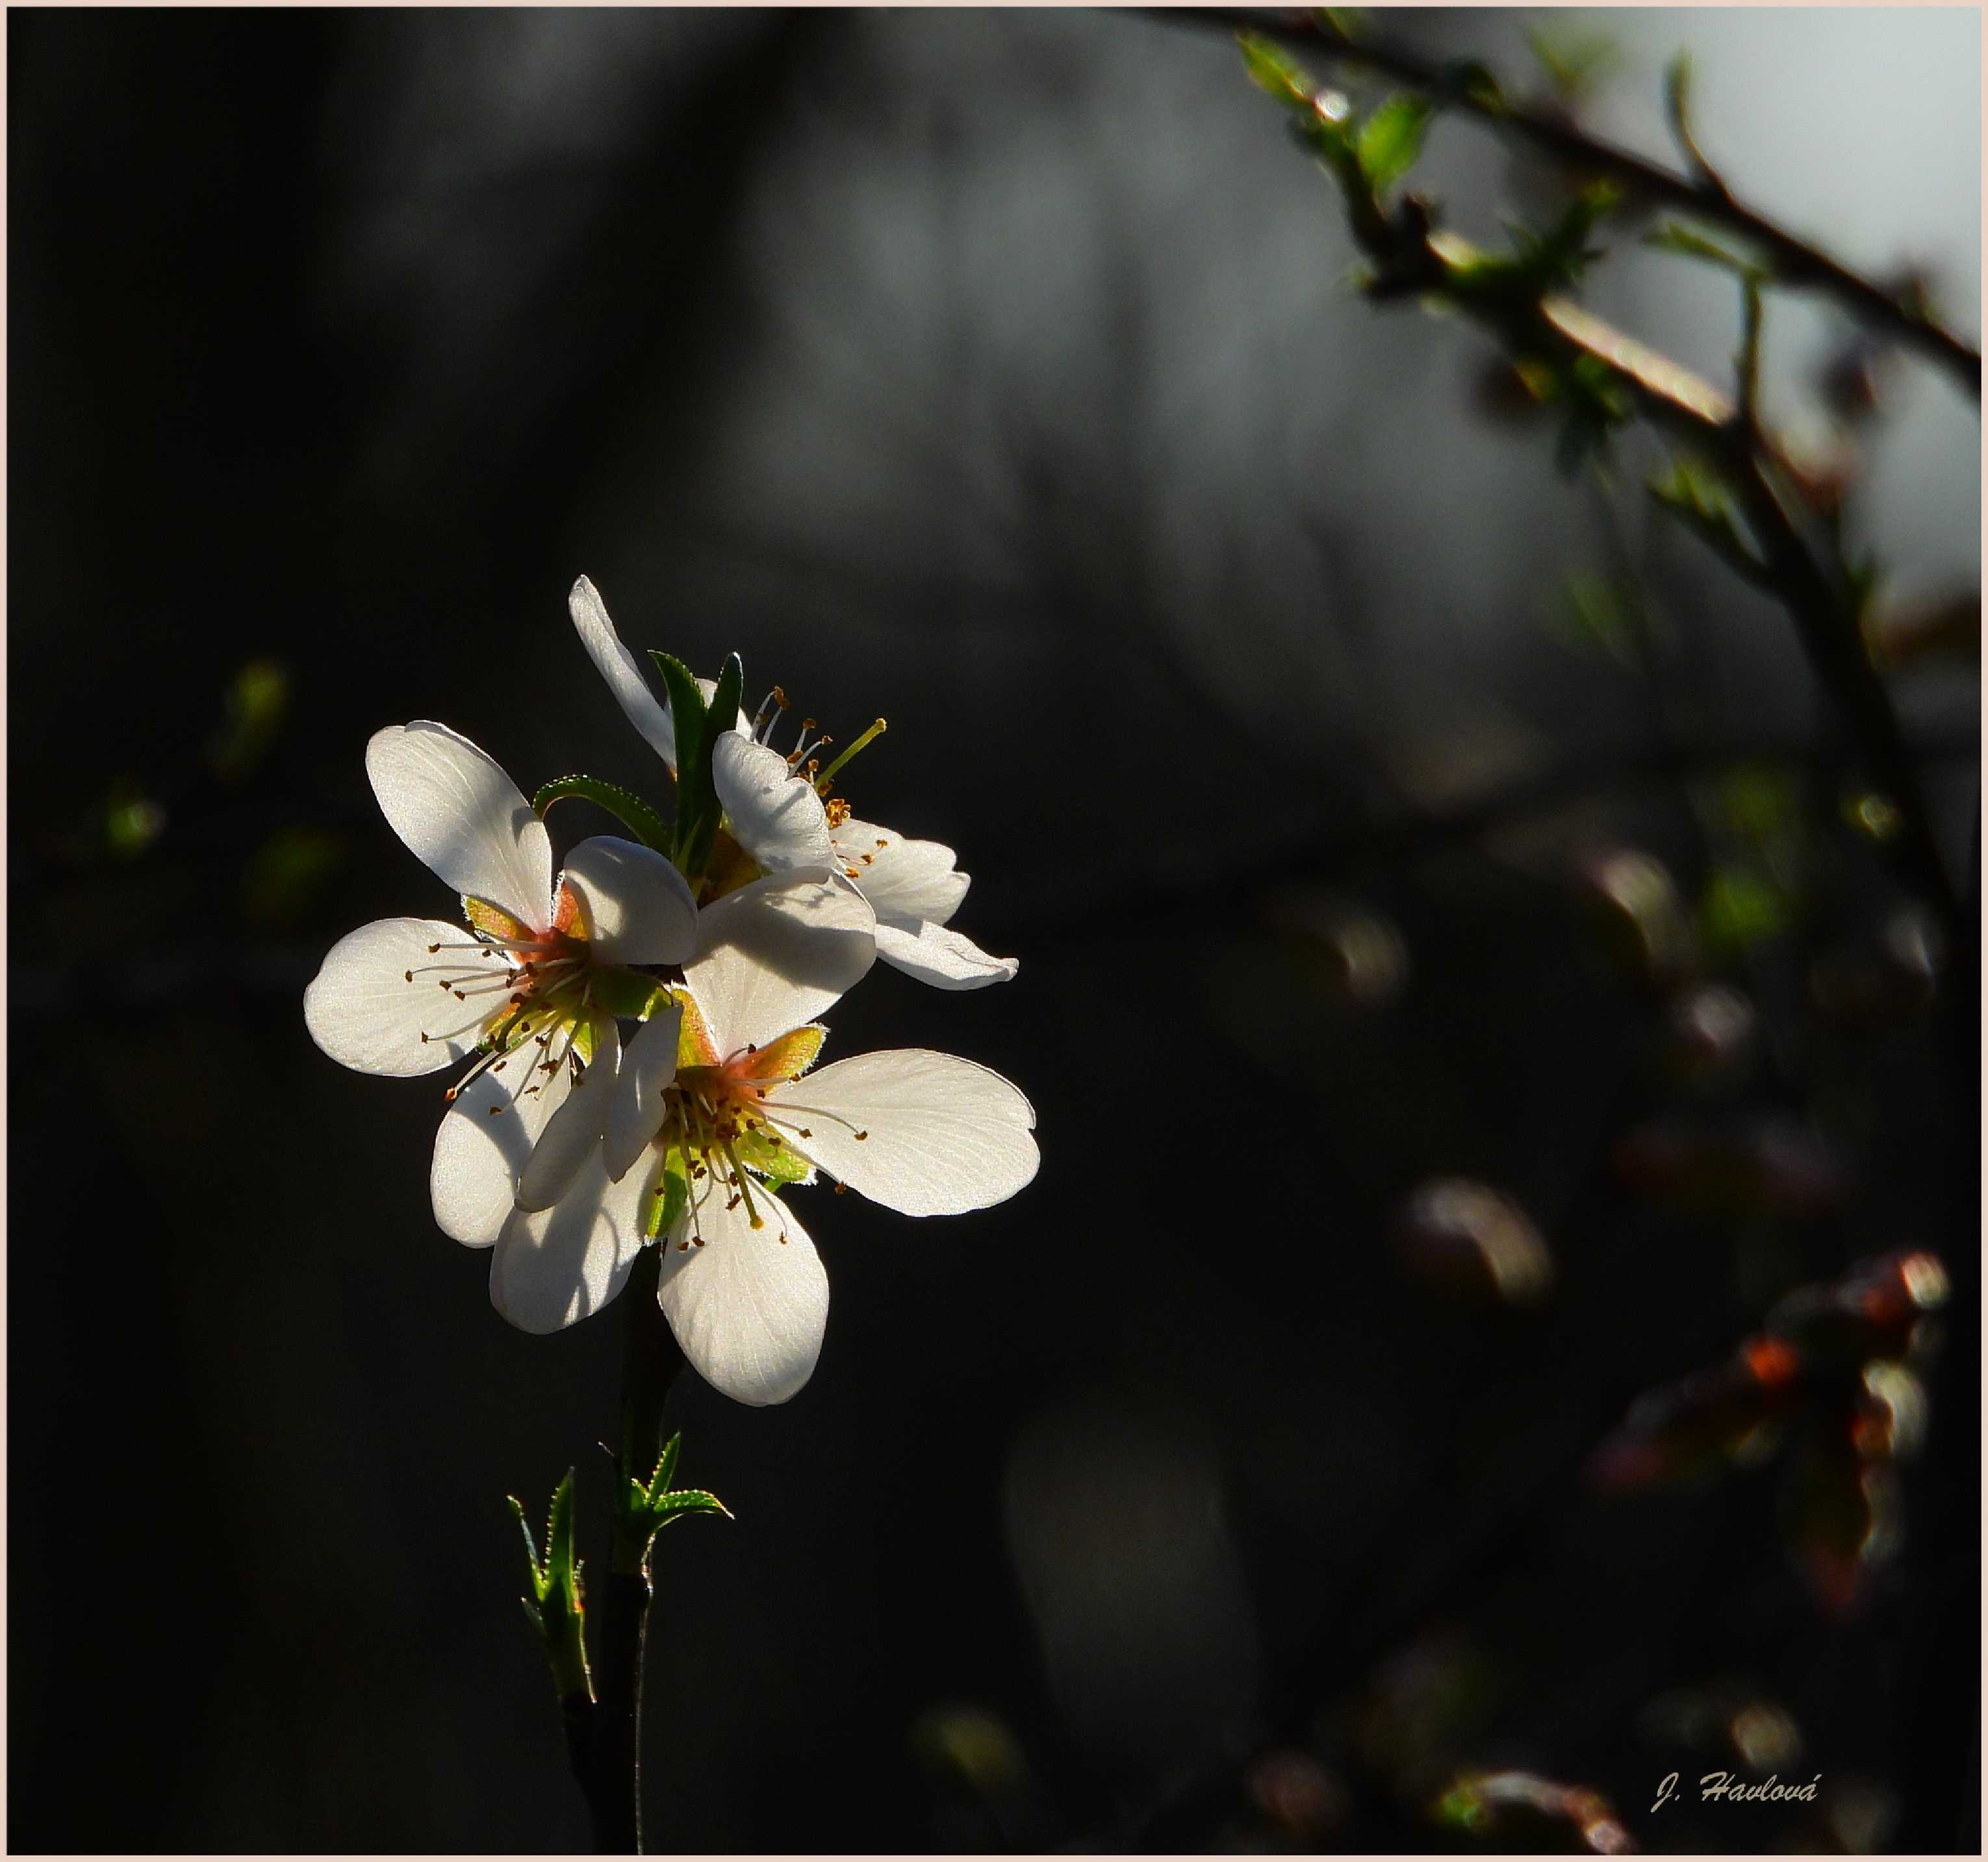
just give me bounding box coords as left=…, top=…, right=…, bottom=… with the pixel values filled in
left=1147, top=6, right=1982, bottom=397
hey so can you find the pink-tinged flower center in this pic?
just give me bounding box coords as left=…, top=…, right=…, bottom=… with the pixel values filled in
left=401, top=887, right=598, bottom=1108
left=649, top=1025, right=867, bottom=1244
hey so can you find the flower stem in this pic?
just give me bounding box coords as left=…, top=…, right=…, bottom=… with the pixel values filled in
left=594, top=1244, right=683, bottom=1854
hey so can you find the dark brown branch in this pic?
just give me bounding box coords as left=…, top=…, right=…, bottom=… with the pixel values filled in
left=1146, top=6, right=1982, bottom=397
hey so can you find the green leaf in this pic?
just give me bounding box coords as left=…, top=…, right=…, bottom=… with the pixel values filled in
left=1238, top=32, right=1316, bottom=113
left=648, top=652, right=710, bottom=778
left=1444, top=57, right=1504, bottom=114
left=1552, top=575, right=1642, bottom=667
left=648, top=1432, right=683, bottom=1503
left=1642, top=219, right=1760, bottom=278
left=1527, top=24, right=1618, bottom=101
left=1650, top=455, right=1773, bottom=587
left=650, top=1489, right=730, bottom=1521
left=509, top=1473, right=593, bottom=1703
left=507, top=1494, right=546, bottom=1594
left=546, top=1468, right=580, bottom=1606
left=1663, top=51, right=1694, bottom=140
left=678, top=653, right=745, bottom=875
left=1357, top=94, right=1433, bottom=193
left=533, top=774, right=672, bottom=853
left=1700, top=864, right=1789, bottom=954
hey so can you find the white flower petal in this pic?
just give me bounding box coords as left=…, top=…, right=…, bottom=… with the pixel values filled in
left=606, top=1002, right=682, bottom=1182
left=431, top=1056, right=575, bottom=1246
left=775, top=1049, right=1038, bottom=1216
left=304, top=916, right=481, bottom=1077
left=873, top=920, right=1019, bottom=991
left=685, top=873, right=876, bottom=1053
left=365, top=722, right=552, bottom=924
left=830, top=819, right=970, bottom=926
left=516, top=1017, right=621, bottom=1213
left=570, top=575, right=680, bottom=770
left=711, top=732, right=832, bottom=873
left=490, top=1148, right=648, bottom=1334
left=657, top=1183, right=827, bottom=1405
left=559, top=835, right=698, bottom=967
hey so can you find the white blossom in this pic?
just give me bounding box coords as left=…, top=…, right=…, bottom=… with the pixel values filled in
left=491, top=871, right=1036, bottom=1403
left=303, top=721, right=698, bottom=1246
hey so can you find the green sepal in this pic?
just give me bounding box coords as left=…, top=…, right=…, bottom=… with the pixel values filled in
left=646, top=1160, right=689, bottom=1241
left=532, top=774, right=672, bottom=854
left=591, top=967, right=670, bottom=1020
left=735, top=1132, right=814, bottom=1187
left=1357, top=94, right=1432, bottom=194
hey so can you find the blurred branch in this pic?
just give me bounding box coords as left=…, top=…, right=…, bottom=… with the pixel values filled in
left=1150, top=6, right=1982, bottom=396
left=1227, top=36, right=1964, bottom=937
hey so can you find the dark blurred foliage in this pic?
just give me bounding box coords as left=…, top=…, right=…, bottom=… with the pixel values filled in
left=8, top=8, right=1978, bottom=1854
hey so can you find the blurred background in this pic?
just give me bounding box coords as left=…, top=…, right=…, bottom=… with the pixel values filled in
left=9, top=7, right=1978, bottom=1852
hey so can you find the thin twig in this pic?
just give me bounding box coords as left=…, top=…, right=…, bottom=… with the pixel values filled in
left=591, top=1247, right=685, bottom=1854
left=1225, top=57, right=1965, bottom=937
left=1146, top=6, right=1981, bottom=396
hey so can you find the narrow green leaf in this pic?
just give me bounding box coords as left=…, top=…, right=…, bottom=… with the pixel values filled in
left=651, top=1488, right=731, bottom=1520
left=533, top=774, right=672, bottom=853
left=1642, top=219, right=1761, bottom=279
left=650, top=652, right=714, bottom=865
left=1238, top=32, right=1316, bottom=112
left=648, top=1431, right=683, bottom=1503
left=1357, top=94, right=1433, bottom=194
left=547, top=1469, right=579, bottom=1605
left=507, top=1494, right=545, bottom=1592
left=647, top=653, right=709, bottom=779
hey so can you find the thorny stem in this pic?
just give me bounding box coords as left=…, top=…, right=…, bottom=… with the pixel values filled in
left=1151, top=6, right=1982, bottom=396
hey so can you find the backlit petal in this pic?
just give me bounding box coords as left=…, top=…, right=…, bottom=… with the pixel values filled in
left=873, top=920, right=1019, bottom=991
left=606, top=1003, right=682, bottom=1182
left=517, top=1017, right=621, bottom=1212
left=431, top=1055, right=576, bottom=1246
left=829, top=819, right=969, bottom=926
left=366, top=722, right=552, bottom=925
left=490, top=1149, right=648, bottom=1334
left=775, top=1049, right=1037, bottom=1216
left=711, top=732, right=832, bottom=874
left=570, top=575, right=678, bottom=769
left=685, top=873, right=875, bottom=1054
left=559, top=835, right=698, bottom=967
left=304, top=916, right=481, bottom=1077
left=656, top=1183, right=827, bottom=1405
